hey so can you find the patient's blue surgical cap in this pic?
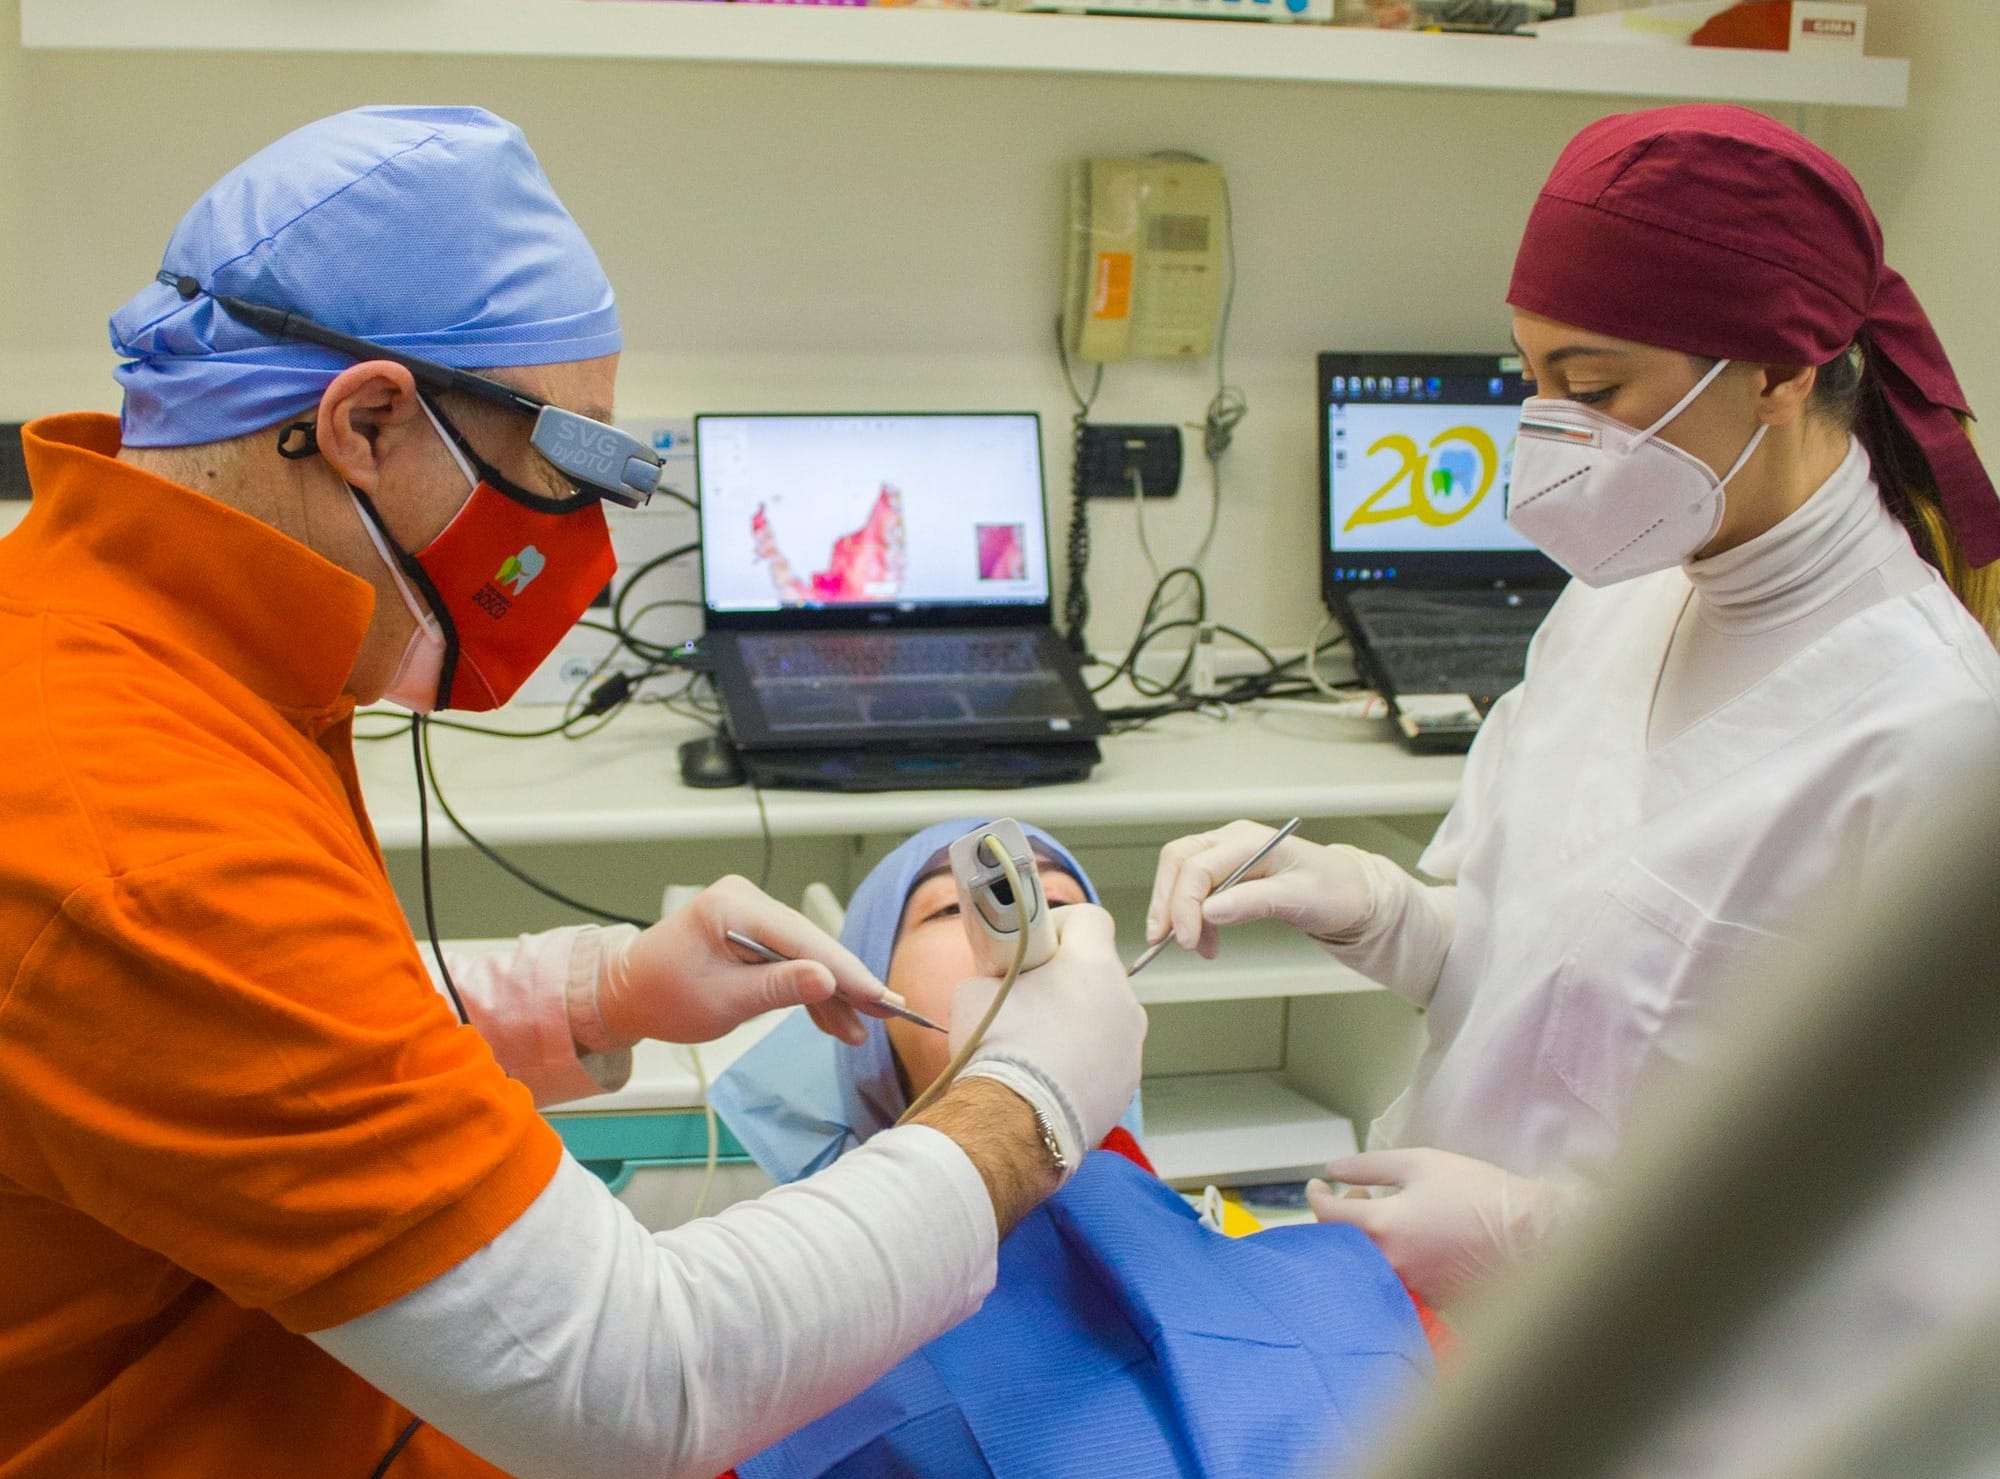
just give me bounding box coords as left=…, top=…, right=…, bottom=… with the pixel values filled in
left=712, top=819, right=1141, bottom=1184
left=109, top=106, right=621, bottom=447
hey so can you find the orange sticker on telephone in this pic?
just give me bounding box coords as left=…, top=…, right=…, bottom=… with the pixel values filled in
left=1091, top=251, right=1134, bottom=320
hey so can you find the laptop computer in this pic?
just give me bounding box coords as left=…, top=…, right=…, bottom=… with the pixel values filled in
left=1319, top=353, right=1566, bottom=753
left=695, top=412, right=1106, bottom=789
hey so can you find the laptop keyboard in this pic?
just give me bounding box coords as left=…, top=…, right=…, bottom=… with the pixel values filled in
left=740, top=631, right=1050, bottom=682
left=1347, top=589, right=1557, bottom=701
left=1364, top=636, right=1538, bottom=700
left=736, top=631, right=1081, bottom=733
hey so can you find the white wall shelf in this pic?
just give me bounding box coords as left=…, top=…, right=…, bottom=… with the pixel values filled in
left=1119, top=920, right=1379, bottom=1006
left=21, top=0, right=1907, bottom=108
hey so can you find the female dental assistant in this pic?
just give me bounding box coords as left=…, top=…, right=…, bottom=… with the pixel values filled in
left=1151, top=105, right=2000, bottom=1309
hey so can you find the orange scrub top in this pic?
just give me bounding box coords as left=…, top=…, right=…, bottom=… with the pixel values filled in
left=0, top=416, right=559, bottom=1477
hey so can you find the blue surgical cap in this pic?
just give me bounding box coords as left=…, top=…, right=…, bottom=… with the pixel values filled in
left=110, top=106, right=621, bottom=447
left=712, top=819, right=1142, bottom=1184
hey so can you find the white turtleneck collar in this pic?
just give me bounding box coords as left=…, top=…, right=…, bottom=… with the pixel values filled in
left=1650, top=436, right=1936, bottom=746
left=1685, top=436, right=1919, bottom=636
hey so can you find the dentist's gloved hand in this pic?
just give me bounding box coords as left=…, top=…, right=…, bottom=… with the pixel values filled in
left=582, top=875, right=890, bottom=1052
left=1305, top=1148, right=1583, bottom=1310
left=1148, top=821, right=1378, bottom=957
left=952, top=904, right=1147, bottom=1177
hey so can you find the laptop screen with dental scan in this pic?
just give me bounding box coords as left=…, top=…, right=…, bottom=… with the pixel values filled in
left=1319, top=352, right=1562, bottom=594
left=696, top=412, right=1052, bottom=625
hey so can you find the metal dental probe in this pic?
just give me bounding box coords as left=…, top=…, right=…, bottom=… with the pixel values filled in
left=1126, top=817, right=1304, bottom=977
left=723, top=929, right=948, bottom=1033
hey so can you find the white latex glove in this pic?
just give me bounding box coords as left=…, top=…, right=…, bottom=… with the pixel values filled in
left=1305, top=1148, right=1582, bottom=1310
left=953, top=904, right=1147, bottom=1177
left=1148, top=820, right=1378, bottom=958
left=582, top=875, right=890, bottom=1052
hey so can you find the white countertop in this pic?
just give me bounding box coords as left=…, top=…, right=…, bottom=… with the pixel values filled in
left=356, top=700, right=1463, bottom=849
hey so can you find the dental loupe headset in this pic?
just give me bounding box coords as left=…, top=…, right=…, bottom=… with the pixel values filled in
left=156, top=271, right=665, bottom=508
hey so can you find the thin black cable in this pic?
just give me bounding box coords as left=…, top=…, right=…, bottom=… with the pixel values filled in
left=1103, top=671, right=1361, bottom=731
left=366, top=1414, right=426, bottom=1479
left=411, top=720, right=469, bottom=1025
left=1120, top=618, right=1279, bottom=674
left=1096, top=626, right=1357, bottom=731
left=751, top=780, right=774, bottom=894
left=406, top=713, right=579, bottom=740
left=609, top=542, right=701, bottom=663
left=557, top=666, right=666, bottom=742
left=356, top=700, right=618, bottom=744
left=1087, top=565, right=1207, bottom=696
left=419, top=718, right=649, bottom=929
left=554, top=621, right=649, bottom=737
left=1112, top=620, right=1270, bottom=709
left=614, top=598, right=704, bottom=659
left=1088, top=566, right=1203, bottom=692
left=648, top=671, right=724, bottom=728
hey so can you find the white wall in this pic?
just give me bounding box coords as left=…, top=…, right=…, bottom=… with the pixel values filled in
left=1, top=0, right=1989, bottom=649
left=1820, top=1, right=2000, bottom=429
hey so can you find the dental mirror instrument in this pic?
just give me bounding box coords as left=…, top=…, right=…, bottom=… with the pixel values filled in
left=1127, top=817, right=1303, bottom=977
left=723, top=929, right=947, bottom=1033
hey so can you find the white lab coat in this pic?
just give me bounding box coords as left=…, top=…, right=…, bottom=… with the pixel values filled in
left=1375, top=553, right=2000, bottom=1184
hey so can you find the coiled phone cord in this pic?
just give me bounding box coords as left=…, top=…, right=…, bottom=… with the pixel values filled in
left=1055, top=316, right=1104, bottom=657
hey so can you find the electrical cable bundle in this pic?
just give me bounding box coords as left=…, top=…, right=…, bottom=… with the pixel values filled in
left=1084, top=563, right=1362, bottom=731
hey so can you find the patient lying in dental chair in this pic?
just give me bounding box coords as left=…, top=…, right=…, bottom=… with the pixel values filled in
left=710, top=820, right=1435, bottom=1479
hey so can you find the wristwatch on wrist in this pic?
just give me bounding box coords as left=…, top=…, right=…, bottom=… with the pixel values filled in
left=1031, top=1103, right=1071, bottom=1179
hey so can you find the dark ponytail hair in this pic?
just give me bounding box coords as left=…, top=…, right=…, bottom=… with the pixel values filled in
left=1811, top=342, right=1999, bottom=641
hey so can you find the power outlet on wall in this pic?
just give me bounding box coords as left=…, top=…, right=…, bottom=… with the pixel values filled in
left=1078, top=423, right=1182, bottom=499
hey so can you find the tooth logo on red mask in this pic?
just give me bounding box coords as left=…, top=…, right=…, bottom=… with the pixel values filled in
left=358, top=399, right=618, bottom=713
left=497, top=546, right=545, bottom=595
left=476, top=545, right=548, bottom=618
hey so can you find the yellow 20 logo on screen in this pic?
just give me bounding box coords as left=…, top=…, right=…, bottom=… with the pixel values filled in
left=1344, top=425, right=1501, bottom=531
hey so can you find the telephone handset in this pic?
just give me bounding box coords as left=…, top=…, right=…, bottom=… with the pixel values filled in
left=1063, top=157, right=1228, bottom=364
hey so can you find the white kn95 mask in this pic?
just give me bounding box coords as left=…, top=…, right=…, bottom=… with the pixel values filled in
left=1506, top=357, right=1767, bottom=587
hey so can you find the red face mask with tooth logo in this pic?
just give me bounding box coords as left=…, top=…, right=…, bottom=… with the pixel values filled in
left=352, top=398, right=617, bottom=713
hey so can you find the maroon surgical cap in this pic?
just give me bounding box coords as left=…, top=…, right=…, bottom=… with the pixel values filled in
left=1509, top=104, right=1999, bottom=567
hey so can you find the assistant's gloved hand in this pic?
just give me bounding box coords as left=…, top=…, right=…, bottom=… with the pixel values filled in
left=953, top=904, right=1147, bottom=1177
left=1305, top=1148, right=1583, bottom=1310
left=1148, top=822, right=1457, bottom=1006
left=579, top=876, right=890, bottom=1052
left=1148, top=821, right=1380, bottom=956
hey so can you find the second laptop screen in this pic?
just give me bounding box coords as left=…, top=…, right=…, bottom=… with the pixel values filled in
left=1326, top=368, right=1537, bottom=560
left=697, top=413, right=1050, bottom=614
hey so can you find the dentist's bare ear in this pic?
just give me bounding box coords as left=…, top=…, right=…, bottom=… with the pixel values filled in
left=314, top=362, right=424, bottom=493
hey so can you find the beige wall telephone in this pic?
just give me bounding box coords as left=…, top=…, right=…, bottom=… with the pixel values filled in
left=1062, top=157, right=1228, bottom=364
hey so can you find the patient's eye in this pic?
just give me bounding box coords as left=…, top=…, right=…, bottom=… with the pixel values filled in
left=918, top=901, right=962, bottom=926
